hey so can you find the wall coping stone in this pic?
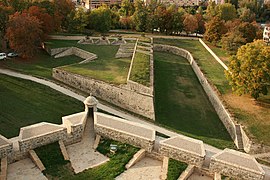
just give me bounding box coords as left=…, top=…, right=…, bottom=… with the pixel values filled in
left=62, top=112, right=87, bottom=126
left=19, top=122, right=66, bottom=140
left=211, top=148, right=265, bottom=174
left=0, top=135, right=11, bottom=148
left=94, top=112, right=155, bottom=141
left=160, top=136, right=205, bottom=157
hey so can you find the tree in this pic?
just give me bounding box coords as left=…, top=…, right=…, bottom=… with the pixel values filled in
left=216, top=3, right=237, bottom=21
left=67, top=8, right=89, bottom=33
left=206, top=0, right=217, bottom=19
left=25, top=6, right=54, bottom=36
left=225, top=40, right=270, bottom=99
left=183, top=14, right=198, bottom=35
left=5, top=12, right=42, bottom=58
left=204, top=16, right=226, bottom=44
left=88, top=5, right=112, bottom=33
left=238, top=7, right=256, bottom=22
left=221, top=31, right=246, bottom=54
left=53, top=0, right=75, bottom=30
left=195, top=13, right=205, bottom=34
left=132, top=0, right=148, bottom=32
left=119, top=0, right=134, bottom=16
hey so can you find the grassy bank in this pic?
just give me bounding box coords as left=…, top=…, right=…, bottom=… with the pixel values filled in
left=154, top=52, right=233, bottom=149
left=0, top=74, right=83, bottom=138
left=154, top=38, right=270, bottom=148
left=130, top=52, right=150, bottom=86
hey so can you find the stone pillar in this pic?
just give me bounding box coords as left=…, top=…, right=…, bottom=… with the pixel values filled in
left=83, top=95, right=98, bottom=117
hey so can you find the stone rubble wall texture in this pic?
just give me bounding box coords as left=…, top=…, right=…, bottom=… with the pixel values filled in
left=52, top=68, right=155, bottom=120
left=159, top=143, right=205, bottom=167
left=0, top=144, right=13, bottom=159
left=94, top=113, right=155, bottom=152
left=54, top=47, right=97, bottom=64
left=153, top=44, right=252, bottom=151
left=209, top=159, right=264, bottom=180
left=18, top=128, right=68, bottom=153
left=50, top=47, right=70, bottom=56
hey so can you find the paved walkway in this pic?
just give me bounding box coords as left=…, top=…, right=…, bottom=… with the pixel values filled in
left=7, top=158, right=47, bottom=180
left=1, top=68, right=270, bottom=179
left=115, top=157, right=162, bottom=180
left=66, top=117, right=109, bottom=173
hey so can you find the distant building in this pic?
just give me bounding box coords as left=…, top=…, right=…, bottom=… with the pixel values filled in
left=263, top=25, right=270, bottom=44
left=159, top=0, right=200, bottom=6
left=84, top=0, right=122, bottom=9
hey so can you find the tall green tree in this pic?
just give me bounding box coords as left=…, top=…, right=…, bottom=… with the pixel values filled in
left=216, top=3, right=237, bottom=21
left=132, top=0, right=148, bottom=32
left=88, top=5, right=112, bottom=33
left=67, top=7, right=89, bottom=33
left=238, top=7, right=256, bottom=22
left=226, top=40, right=270, bottom=99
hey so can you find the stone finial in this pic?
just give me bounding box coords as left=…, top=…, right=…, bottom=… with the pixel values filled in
left=84, top=94, right=98, bottom=113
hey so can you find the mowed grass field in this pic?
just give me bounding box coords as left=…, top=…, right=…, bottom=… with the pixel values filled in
left=154, top=38, right=270, bottom=148
left=0, top=50, right=82, bottom=79
left=154, top=52, right=233, bottom=149
left=47, top=40, right=131, bottom=84
left=0, top=74, right=83, bottom=138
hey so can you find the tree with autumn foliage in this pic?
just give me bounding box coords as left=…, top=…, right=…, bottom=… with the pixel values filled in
left=226, top=40, right=270, bottom=99
left=204, top=16, right=226, bottom=44
left=5, top=12, right=42, bottom=58
left=24, top=6, right=54, bottom=37
left=183, top=14, right=198, bottom=35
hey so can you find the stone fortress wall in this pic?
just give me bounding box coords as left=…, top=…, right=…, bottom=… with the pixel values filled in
left=52, top=69, right=155, bottom=120
left=153, top=44, right=251, bottom=152
left=52, top=37, right=155, bottom=120
left=0, top=96, right=266, bottom=180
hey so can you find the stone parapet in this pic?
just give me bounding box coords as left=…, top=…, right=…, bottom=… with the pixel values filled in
left=18, top=122, right=68, bottom=152
left=94, top=112, right=155, bottom=152
left=159, top=136, right=205, bottom=167
left=52, top=68, right=155, bottom=120
left=209, top=149, right=265, bottom=180
left=0, top=135, right=13, bottom=159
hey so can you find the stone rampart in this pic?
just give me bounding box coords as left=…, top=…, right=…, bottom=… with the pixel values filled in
left=159, top=136, right=205, bottom=167
left=18, top=123, right=68, bottom=152
left=209, top=149, right=265, bottom=180
left=0, top=135, right=13, bottom=159
left=154, top=44, right=248, bottom=149
left=62, top=112, right=87, bottom=145
left=94, top=112, right=155, bottom=152
left=50, top=47, right=70, bottom=56
left=52, top=68, right=155, bottom=120
left=125, top=80, right=153, bottom=96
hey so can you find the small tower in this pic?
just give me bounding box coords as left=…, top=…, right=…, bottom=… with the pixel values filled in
left=84, top=94, right=98, bottom=117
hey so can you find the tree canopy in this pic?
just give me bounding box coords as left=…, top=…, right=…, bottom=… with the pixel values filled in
left=226, top=40, right=270, bottom=99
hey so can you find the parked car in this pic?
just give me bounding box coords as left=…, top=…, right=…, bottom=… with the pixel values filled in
left=7, top=52, right=18, bottom=57
left=0, top=53, right=7, bottom=60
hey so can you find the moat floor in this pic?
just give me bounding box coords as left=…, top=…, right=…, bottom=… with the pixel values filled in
left=7, top=158, right=47, bottom=180
left=115, top=157, right=162, bottom=180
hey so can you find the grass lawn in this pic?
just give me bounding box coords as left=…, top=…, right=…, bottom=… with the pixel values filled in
left=47, top=40, right=131, bottom=84
left=154, top=38, right=270, bottom=148
left=0, top=74, right=83, bottom=138
left=0, top=50, right=82, bottom=79
left=204, top=41, right=231, bottom=65
left=130, top=52, right=150, bottom=86
left=167, top=159, right=188, bottom=180
left=36, top=138, right=139, bottom=179
left=154, top=38, right=230, bottom=94
left=154, top=52, right=234, bottom=149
